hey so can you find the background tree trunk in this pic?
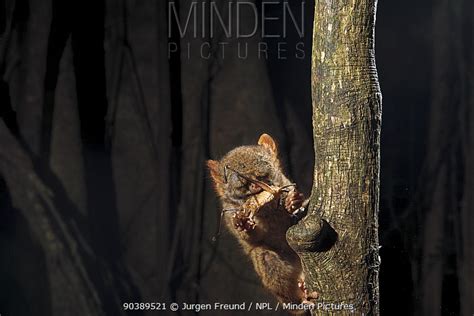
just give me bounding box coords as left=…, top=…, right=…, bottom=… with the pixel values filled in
left=415, top=0, right=474, bottom=315
left=287, top=1, right=382, bottom=315
left=104, top=0, right=173, bottom=306
left=418, top=1, right=452, bottom=314
left=453, top=0, right=474, bottom=315
left=0, top=122, right=105, bottom=316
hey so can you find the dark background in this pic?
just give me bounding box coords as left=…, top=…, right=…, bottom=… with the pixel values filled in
left=0, top=0, right=472, bottom=315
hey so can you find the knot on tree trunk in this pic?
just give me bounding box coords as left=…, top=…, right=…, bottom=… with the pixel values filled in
left=286, top=214, right=338, bottom=253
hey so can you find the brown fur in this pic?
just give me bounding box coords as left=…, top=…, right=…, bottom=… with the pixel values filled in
left=207, top=134, right=315, bottom=313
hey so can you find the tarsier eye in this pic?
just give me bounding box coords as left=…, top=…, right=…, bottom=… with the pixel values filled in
left=256, top=175, right=273, bottom=186
left=228, top=174, right=248, bottom=191
left=227, top=173, right=239, bottom=184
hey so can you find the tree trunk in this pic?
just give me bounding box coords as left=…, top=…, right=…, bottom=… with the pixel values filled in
left=0, top=121, right=105, bottom=316
left=104, top=0, right=173, bottom=306
left=418, top=1, right=451, bottom=314
left=287, top=1, right=382, bottom=315
left=455, top=0, right=474, bottom=314
left=417, top=0, right=474, bottom=314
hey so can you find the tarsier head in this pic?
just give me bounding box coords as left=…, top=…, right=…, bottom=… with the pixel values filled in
left=207, top=133, right=289, bottom=206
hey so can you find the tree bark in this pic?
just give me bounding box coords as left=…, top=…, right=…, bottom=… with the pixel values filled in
left=287, top=1, right=381, bottom=315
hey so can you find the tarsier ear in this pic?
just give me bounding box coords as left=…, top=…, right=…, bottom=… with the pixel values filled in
left=258, top=133, right=278, bottom=156
left=207, top=160, right=224, bottom=196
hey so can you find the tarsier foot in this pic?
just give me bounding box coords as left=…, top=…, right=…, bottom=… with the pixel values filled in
left=233, top=211, right=256, bottom=232
left=285, top=190, right=305, bottom=212
left=298, top=280, right=318, bottom=305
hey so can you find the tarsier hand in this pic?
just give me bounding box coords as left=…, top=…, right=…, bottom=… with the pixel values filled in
left=233, top=211, right=256, bottom=232
left=298, top=278, right=319, bottom=304
left=284, top=190, right=305, bottom=212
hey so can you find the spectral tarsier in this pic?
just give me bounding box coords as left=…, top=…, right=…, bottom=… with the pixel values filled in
left=207, top=133, right=317, bottom=312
